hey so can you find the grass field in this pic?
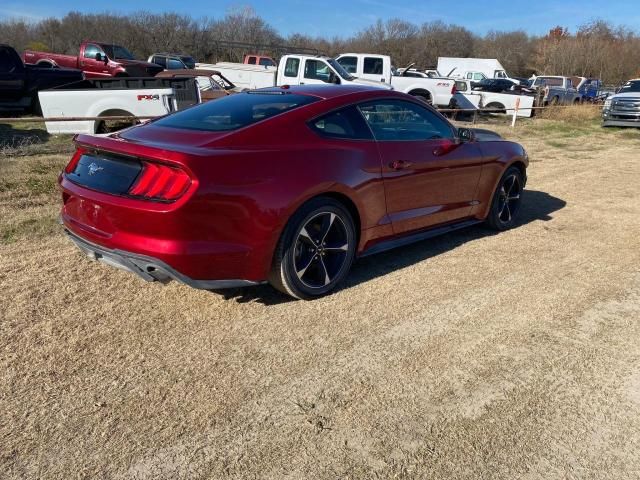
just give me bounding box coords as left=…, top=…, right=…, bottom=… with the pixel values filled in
left=2, top=110, right=640, bottom=479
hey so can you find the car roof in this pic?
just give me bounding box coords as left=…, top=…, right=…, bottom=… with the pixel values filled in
left=256, top=84, right=388, bottom=100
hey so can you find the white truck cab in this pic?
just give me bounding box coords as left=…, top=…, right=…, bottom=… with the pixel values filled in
left=197, top=54, right=391, bottom=91
left=335, top=53, right=456, bottom=107
left=438, top=57, right=518, bottom=85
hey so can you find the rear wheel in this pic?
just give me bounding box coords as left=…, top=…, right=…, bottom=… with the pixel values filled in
left=269, top=198, right=356, bottom=300
left=486, top=166, right=524, bottom=231
left=485, top=102, right=506, bottom=114
left=409, top=90, right=432, bottom=105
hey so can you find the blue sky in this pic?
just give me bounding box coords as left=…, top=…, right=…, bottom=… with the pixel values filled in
left=1, top=0, right=639, bottom=37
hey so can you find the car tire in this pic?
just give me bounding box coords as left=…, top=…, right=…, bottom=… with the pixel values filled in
left=486, top=166, right=524, bottom=231
left=485, top=102, right=506, bottom=114
left=269, top=197, right=356, bottom=300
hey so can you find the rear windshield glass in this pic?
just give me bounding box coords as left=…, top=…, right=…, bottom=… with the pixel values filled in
left=154, top=91, right=319, bottom=132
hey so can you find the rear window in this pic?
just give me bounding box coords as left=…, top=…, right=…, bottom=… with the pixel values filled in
left=154, top=92, right=319, bottom=132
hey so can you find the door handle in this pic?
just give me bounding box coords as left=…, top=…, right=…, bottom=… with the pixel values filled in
left=300, top=82, right=305, bottom=85
left=389, top=160, right=412, bottom=170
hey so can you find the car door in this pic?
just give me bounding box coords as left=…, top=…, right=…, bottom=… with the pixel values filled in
left=301, top=59, right=334, bottom=85
left=80, top=44, right=111, bottom=78
left=359, top=99, right=484, bottom=235
left=0, top=48, right=25, bottom=101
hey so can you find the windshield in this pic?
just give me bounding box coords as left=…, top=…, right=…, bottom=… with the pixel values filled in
left=154, top=91, right=319, bottom=132
left=619, top=81, right=640, bottom=93
left=327, top=59, right=354, bottom=81
left=99, top=44, right=135, bottom=60
left=180, top=56, right=196, bottom=69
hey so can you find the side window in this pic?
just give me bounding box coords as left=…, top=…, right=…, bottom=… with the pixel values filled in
left=309, top=106, right=373, bottom=140
left=284, top=58, right=300, bottom=78
left=363, top=57, right=383, bottom=75
left=473, top=73, right=484, bottom=81
left=195, top=76, right=215, bottom=91
left=247, top=56, right=256, bottom=65
left=154, top=56, right=167, bottom=68
left=358, top=100, right=454, bottom=142
left=338, top=56, right=357, bottom=74
left=0, top=49, right=17, bottom=73
left=259, top=58, right=274, bottom=67
left=83, top=44, right=102, bottom=59
left=304, top=59, right=330, bottom=82
left=168, top=58, right=183, bottom=69
left=466, top=72, right=473, bottom=79
left=455, top=80, right=468, bottom=92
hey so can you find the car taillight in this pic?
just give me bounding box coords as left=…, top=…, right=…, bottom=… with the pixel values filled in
left=65, top=147, right=86, bottom=173
left=451, top=84, right=457, bottom=95
left=128, top=161, right=191, bottom=201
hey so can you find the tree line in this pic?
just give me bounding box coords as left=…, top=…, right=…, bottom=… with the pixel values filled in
left=1, top=7, right=639, bottom=84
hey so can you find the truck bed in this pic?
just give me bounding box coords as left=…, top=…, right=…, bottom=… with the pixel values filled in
left=48, top=77, right=200, bottom=110
left=38, top=77, right=200, bottom=134
left=23, top=50, right=78, bottom=69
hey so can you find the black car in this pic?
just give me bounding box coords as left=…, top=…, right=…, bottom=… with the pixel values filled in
left=473, top=78, right=516, bottom=93
left=0, top=44, right=83, bottom=114
left=148, top=53, right=196, bottom=70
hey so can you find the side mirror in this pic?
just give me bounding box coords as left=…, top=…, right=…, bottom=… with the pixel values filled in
left=95, top=52, right=102, bottom=61
left=458, top=128, right=475, bottom=143
left=329, top=72, right=340, bottom=84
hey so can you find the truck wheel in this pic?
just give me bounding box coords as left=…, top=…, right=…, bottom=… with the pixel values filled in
left=485, top=102, right=506, bottom=114
left=550, top=96, right=560, bottom=106
left=95, top=110, right=137, bottom=134
left=36, top=61, right=56, bottom=69
left=409, top=90, right=432, bottom=105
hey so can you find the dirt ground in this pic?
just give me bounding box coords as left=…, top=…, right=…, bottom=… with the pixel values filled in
left=1, top=115, right=640, bottom=479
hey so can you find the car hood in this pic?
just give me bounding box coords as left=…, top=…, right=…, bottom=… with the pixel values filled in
left=472, top=128, right=503, bottom=141
left=610, top=92, right=640, bottom=99
left=350, top=77, right=394, bottom=90
left=114, top=59, right=161, bottom=68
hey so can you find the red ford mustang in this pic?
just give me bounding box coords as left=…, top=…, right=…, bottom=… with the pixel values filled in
left=60, top=85, right=528, bottom=299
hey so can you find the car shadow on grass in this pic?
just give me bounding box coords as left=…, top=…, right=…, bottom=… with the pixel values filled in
left=0, top=122, right=50, bottom=155
left=212, top=190, right=566, bottom=306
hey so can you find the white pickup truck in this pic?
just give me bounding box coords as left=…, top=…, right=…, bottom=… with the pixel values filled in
left=335, top=53, right=456, bottom=107
left=38, top=77, right=200, bottom=134
left=197, top=54, right=392, bottom=91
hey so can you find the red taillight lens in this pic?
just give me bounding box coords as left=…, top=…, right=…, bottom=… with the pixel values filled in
left=128, top=162, right=191, bottom=201
left=65, top=147, right=86, bottom=173
left=451, top=84, right=457, bottom=95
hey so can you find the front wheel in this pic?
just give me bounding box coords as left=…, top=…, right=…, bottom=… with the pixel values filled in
left=486, top=166, right=524, bottom=231
left=270, top=198, right=356, bottom=300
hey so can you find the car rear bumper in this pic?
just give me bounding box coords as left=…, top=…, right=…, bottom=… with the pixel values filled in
left=64, top=227, right=263, bottom=290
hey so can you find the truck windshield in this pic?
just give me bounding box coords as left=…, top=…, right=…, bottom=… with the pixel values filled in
left=327, top=59, right=355, bottom=81
left=619, top=81, right=640, bottom=93
left=100, top=44, right=135, bottom=60
left=153, top=91, right=320, bottom=132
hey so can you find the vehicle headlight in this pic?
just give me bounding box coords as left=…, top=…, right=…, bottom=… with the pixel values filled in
left=604, top=98, right=612, bottom=108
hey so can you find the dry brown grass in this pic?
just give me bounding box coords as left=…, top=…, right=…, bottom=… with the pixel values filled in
left=2, top=119, right=640, bottom=479
left=536, top=103, right=603, bottom=122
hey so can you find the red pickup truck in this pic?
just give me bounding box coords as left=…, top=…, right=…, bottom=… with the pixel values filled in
left=23, top=41, right=163, bottom=78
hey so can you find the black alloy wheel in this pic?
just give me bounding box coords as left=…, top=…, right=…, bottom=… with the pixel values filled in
left=270, top=198, right=356, bottom=300
left=487, top=166, right=524, bottom=230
